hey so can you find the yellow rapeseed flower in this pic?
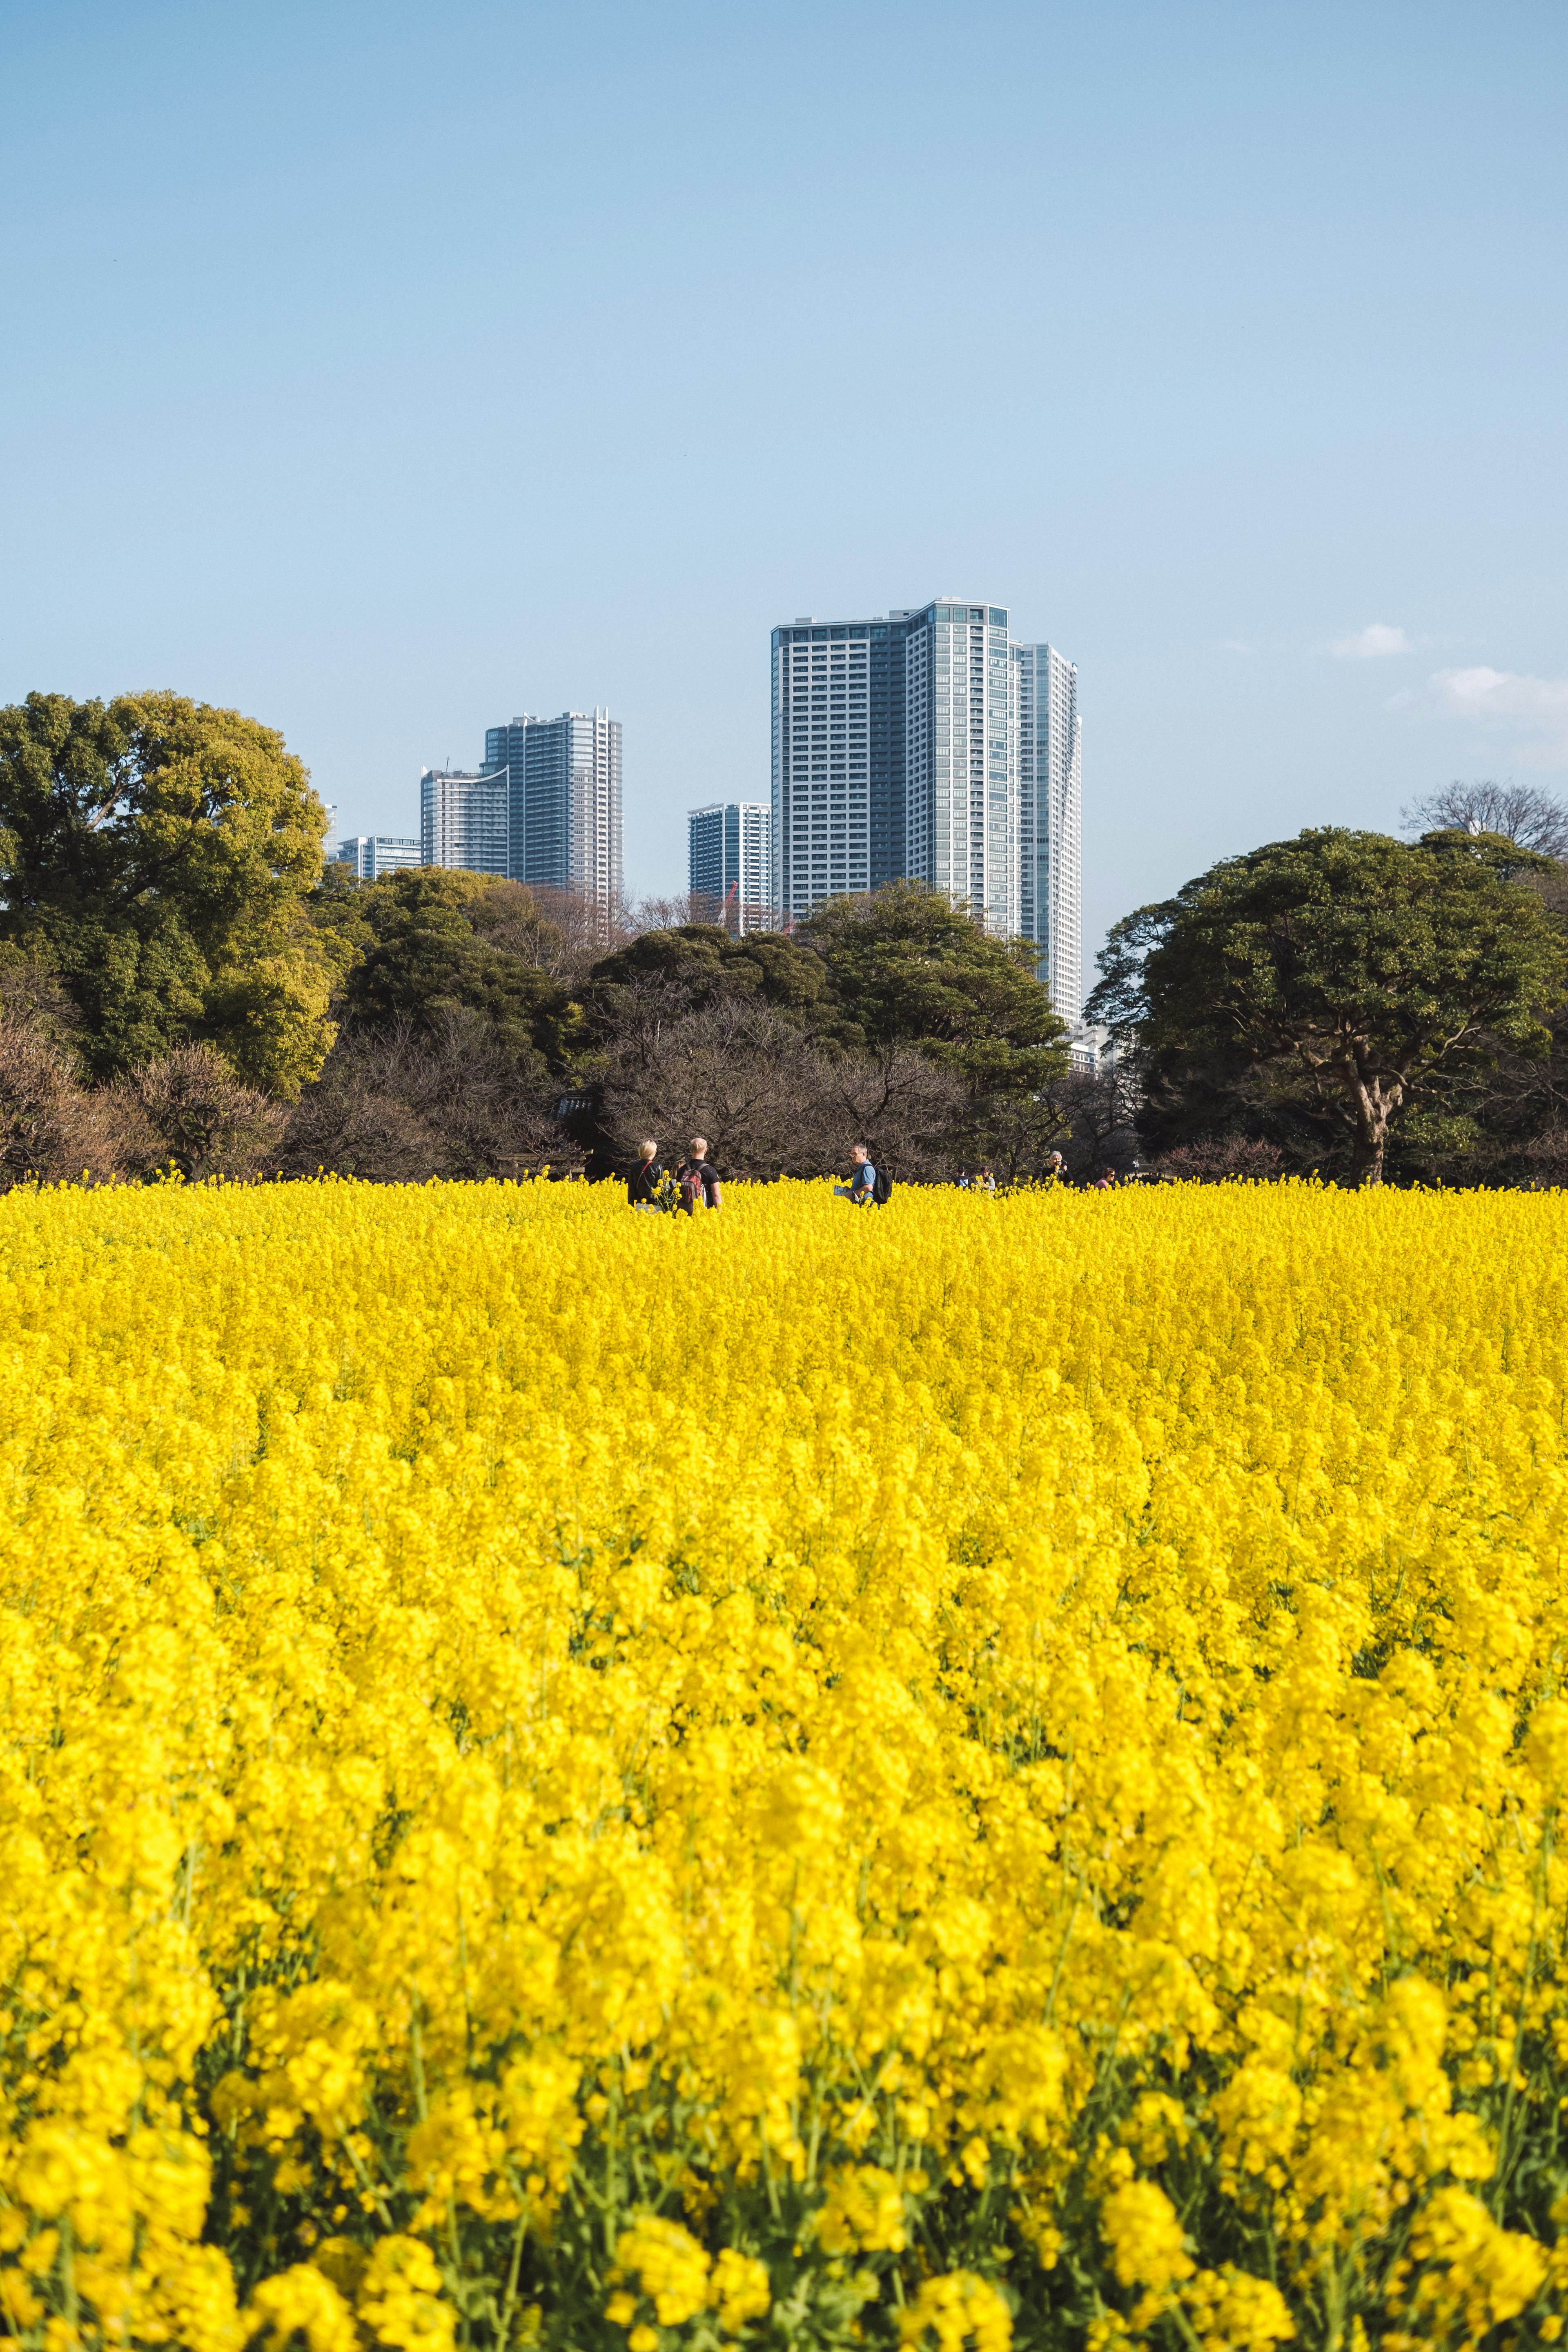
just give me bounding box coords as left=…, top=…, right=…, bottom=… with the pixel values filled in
left=0, top=1173, right=1563, bottom=2348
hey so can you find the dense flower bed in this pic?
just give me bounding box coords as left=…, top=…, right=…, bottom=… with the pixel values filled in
left=1, top=1176, right=1566, bottom=2352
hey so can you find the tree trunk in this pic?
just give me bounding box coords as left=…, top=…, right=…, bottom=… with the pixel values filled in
left=1349, top=1071, right=1400, bottom=1186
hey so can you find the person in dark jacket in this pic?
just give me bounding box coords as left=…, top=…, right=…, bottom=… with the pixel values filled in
left=628, top=1140, right=666, bottom=1208
left=676, top=1136, right=723, bottom=1213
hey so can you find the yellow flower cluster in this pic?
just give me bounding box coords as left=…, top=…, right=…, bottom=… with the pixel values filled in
left=1, top=1172, right=1567, bottom=2352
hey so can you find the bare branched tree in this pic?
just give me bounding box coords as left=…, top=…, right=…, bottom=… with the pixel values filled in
left=281, top=1011, right=572, bottom=1182
left=1045, top=1059, right=1145, bottom=1181
left=1156, top=1136, right=1285, bottom=1182
left=598, top=1000, right=827, bottom=1175
left=619, top=890, right=782, bottom=942
left=278, top=1047, right=444, bottom=1184
left=1401, top=780, right=1568, bottom=862
left=466, top=881, right=628, bottom=992
left=0, top=1012, right=129, bottom=1189
left=807, top=1046, right=966, bottom=1183
left=597, top=998, right=963, bottom=1180
left=957, top=1088, right=1074, bottom=1184
left=114, top=1044, right=286, bottom=1180
left=624, top=892, right=711, bottom=935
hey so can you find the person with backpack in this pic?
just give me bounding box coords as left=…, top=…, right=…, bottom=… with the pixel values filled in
left=628, top=1140, right=667, bottom=1209
left=676, top=1136, right=724, bottom=1213
left=834, top=1143, right=891, bottom=1208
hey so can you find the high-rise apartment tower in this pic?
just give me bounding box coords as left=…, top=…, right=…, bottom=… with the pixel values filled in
left=771, top=601, right=1082, bottom=1025
left=483, top=712, right=622, bottom=909
left=688, top=802, right=772, bottom=932
left=1011, top=642, right=1083, bottom=1028
left=420, top=770, right=508, bottom=876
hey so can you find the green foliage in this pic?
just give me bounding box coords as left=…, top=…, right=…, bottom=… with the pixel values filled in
left=323, top=869, right=561, bottom=1076
left=586, top=924, right=830, bottom=1023
left=0, top=690, right=344, bottom=1097
left=1090, top=827, right=1568, bottom=1184
left=800, top=882, right=1070, bottom=1093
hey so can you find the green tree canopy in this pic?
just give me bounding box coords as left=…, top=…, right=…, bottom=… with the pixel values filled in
left=0, top=690, right=343, bottom=1095
left=584, top=924, right=830, bottom=1022
left=321, top=869, right=561, bottom=1073
left=1089, top=826, right=1568, bottom=1184
left=799, top=880, right=1070, bottom=1093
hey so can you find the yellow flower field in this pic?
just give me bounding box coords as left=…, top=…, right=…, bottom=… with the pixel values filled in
left=1, top=1175, right=1567, bottom=2352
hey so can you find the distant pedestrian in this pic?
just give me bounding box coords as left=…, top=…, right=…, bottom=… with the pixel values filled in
left=677, top=1136, right=724, bottom=1213
left=1045, top=1151, right=1065, bottom=1181
left=834, top=1143, right=880, bottom=1208
left=977, top=1164, right=997, bottom=1194
left=629, top=1140, right=666, bottom=1209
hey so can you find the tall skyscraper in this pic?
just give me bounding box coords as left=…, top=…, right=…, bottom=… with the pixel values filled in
left=771, top=620, right=879, bottom=913
left=902, top=602, right=1019, bottom=937
left=1012, top=643, right=1083, bottom=1028
left=334, top=835, right=424, bottom=880
left=770, top=600, right=1082, bottom=1022
left=688, top=802, right=772, bottom=931
left=420, top=769, right=508, bottom=875
left=483, top=712, right=622, bottom=910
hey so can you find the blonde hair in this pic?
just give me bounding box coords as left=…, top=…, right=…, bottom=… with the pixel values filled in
left=639, top=1140, right=658, bottom=1159
left=690, top=1136, right=708, bottom=1154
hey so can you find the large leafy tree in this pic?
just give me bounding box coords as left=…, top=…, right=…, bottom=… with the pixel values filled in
left=1089, top=826, right=1568, bottom=1185
left=0, top=690, right=344, bottom=1095
left=321, top=869, right=560, bottom=1072
left=584, top=923, right=830, bottom=1022
left=800, top=880, right=1070, bottom=1092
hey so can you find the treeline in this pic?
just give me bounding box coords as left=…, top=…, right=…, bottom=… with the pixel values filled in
left=0, top=864, right=1125, bottom=1188
left=1087, top=782, right=1568, bottom=1188
left=10, top=690, right=1562, bottom=1192
left=0, top=691, right=1112, bottom=1189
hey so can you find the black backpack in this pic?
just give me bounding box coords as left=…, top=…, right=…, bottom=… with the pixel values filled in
left=871, top=1163, right=894, bottom=1207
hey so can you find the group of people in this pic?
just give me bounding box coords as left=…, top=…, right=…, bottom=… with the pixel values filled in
left=628, top=1139, right=886, bottom=1212
left=626, top=1141, right=1116, bottom=1209
left=628, top=1137, right=725, bottom=1214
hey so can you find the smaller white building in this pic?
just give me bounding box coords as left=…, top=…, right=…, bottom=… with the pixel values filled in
left=334, top=836, right=424, bottom=881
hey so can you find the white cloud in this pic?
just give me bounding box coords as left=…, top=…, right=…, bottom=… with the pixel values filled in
left=1430, top=665, right=1568, bottom=720
left=1329, top=622, right=1410, bottom=659
left=1418, top=665, right=1568, bottom=770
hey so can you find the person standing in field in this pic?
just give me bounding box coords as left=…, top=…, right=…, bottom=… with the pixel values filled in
left=834, top=1143, right=879, bottom=1208
left=628, top=1140, right=666, bottom=1208
left=677, top=1136, right=723, bottom=1213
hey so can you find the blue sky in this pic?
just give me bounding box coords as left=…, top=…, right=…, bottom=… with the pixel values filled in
left=2, top=0, right=1565, bottom=978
